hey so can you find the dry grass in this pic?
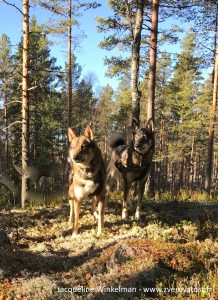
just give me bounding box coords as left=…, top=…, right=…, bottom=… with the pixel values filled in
left=0, top=195, right=217, bottom=299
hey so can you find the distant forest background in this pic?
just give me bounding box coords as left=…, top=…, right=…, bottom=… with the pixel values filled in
left=0, top=0, right=217, bottom=206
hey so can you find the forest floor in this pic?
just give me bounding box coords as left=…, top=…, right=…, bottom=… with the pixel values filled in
left=0, top=194, right=217, bottom=300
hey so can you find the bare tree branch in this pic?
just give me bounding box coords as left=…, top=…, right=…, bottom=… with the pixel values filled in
left=3, top=121, right=22, bottom=131
left=159, top=4, right=202, bottom=9
left=4, top=100, right=22, bottom=106
left=1, top=0, right=23, bottom=15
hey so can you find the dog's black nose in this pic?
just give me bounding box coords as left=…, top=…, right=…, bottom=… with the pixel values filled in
left=73, top=154, right=80, bottom=162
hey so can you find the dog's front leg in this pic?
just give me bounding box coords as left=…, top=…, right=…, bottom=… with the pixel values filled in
left=92, top=197, right=99, bottom=220
left=96, top=195, right=105, bottom=237
left=72, top=200, right=80, bottom=238
left=69, top=198, right=74, bottom=225
left=68, top=184, right=74, bottom=226
left=135, top=177, right=147, bottom=220
left=122, top=178, right=132, bottom=219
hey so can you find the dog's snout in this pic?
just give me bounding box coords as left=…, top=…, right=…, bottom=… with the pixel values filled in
left=135, top=143, right=141, bottom=149
left=73, top=154, right=80, bottom=162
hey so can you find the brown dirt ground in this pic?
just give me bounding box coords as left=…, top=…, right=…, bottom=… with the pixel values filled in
left=0, top=198, right=217, bottom=299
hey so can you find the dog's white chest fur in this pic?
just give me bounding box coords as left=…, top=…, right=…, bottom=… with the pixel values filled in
left=74, top=179, right=98, bottom=200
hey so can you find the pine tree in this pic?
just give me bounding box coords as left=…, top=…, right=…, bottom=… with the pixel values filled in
left=147, top=0, right=159, bottom=122
left=21, top=0, right=30, bottom=208
left=96, top=0, right=149, bottom=124
left=94, top=84, right=114, bottom=156
left=113, top=77, right=132, bottom=141
left=0, top=34, right=13, bottom=169
left=167, top=31, right=203, bottom=189
left=9, top=16, right=64, bottom=182
left=153, top=52, right=173, bottom=191
left=204, top=1, right=218, bottom=193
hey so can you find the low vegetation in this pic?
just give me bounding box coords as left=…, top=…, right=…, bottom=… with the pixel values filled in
left=0, top=193, right=217, bottom=299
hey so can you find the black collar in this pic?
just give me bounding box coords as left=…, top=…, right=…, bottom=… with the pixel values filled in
left=84, top=167, right=94, bottom=173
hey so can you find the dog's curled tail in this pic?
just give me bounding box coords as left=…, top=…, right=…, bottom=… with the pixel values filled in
left=109, top=132, right=125, bottom=149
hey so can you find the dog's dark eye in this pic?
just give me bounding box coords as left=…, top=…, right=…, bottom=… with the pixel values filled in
left=82, top=143, right=87, bottom=149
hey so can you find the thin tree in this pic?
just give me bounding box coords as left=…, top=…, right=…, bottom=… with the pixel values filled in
left=21, top=0, right=30, bottom=208
left=97, top=1, right=150, bottom=124
left=35, top=0, right=99, bottom=130
left=146, top=0, right=159, bottom=196
left=130, top=0, right=145, bottom=124
left=147, top=0, right=159, bottom=121
left=205, top=13, right=218, bottom=192
left=0, top=34, right=12, bottom=168
left=67, top=0, right=73, bottom=129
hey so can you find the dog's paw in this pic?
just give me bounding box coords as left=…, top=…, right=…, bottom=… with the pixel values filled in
left=71, top=233, right=79, bottom=240
left=68, top=221, right=73, bottom=229
left=97, top=231, right=103, bottom=239
left=122, top=208, right=128, bottom=219
left=135, top=209, right=141, bottom=220
left=93, top=211, right=99, bottom=220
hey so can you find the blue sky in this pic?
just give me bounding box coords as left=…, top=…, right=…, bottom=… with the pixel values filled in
left=0, top=1, right=119, bottom=90
left=0, top=1, right=211, bottom=92
left=0, top=1, right=181, bottom=91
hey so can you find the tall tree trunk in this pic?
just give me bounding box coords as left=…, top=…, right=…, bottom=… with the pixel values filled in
left=214, top=154, right=218, bottom=192
left=190, top=135, right=195, bottom=189
left=179, top=158, right=184, bottom=190
left=21, top=0, right=30, bottom=208
left=131, top=0, right=144, bottom=124
left=165, top=143, right=169, bottom=190
left=171, top=162, right=175, bottom=190
left=205, top=4, right=218, bottom=193
left=147, top=0, right=159, bottom=197
left=147, top=0, right=159, bottom=121
left=4, top=105, right=9, bottom=168
left=32, top=96, right=39, bottom=159
left=33, top=98, right=36, bottom=159
left=3, top=76, right=9, bottom=168
left=67, top=0, right=72, bottom=129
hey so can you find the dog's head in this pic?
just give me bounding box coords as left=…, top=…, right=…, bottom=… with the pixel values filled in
left=132, top=118, right=154, bottom=154
left=68, top=125, right=95, bottom=166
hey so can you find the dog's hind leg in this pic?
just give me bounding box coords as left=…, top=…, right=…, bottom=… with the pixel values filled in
left=105, top=168, right=115, bottom=206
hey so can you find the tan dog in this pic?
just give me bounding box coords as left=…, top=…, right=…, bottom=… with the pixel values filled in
left=68, top=125, right=106, bottom=238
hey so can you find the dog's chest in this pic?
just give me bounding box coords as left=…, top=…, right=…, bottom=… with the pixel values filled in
left=120, top=148, right=140, bottom=166
left=117, top=147, right=150, bottom=182
left=74, top=177, right=98, bottom=200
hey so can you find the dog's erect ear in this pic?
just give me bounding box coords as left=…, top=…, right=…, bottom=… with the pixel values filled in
left=146, top=118, right=154, bottom=133
left=84, top=125, right=94, bottom=140
left=132, top=118, right=140, bottom=133
left=68, top=128, right=77, bottom=143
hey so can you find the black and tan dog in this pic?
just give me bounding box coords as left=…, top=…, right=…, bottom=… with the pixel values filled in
left=107, top=118, right=155, bottom=220
left=68, top=125, right=106, bottom=238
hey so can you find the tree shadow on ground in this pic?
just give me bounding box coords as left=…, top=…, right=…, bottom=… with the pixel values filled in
left=141, top=201, right=217, bottom=240
left=0, top=240, right=116, bottom=278
left=96, top=250, right=214, bottom=299
left=0, top=200, right=216, bottom=299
